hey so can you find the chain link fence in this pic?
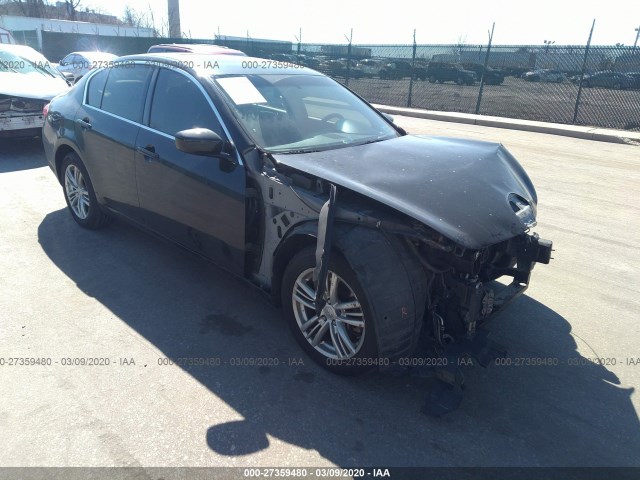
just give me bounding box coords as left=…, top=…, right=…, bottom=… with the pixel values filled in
left=299, top=43, right=640, bottom=131
left=20, top=31, right=640, bottom=131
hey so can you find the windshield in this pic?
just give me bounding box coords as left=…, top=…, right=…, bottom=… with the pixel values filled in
left=0, top=49, right=59, bottom=78
left=213, top=74, right=398, bottom=153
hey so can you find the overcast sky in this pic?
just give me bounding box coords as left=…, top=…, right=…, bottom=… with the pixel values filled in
left=85, top=0, right=640, bottom=46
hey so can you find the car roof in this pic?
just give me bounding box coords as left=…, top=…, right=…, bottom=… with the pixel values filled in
left=68, top=51, right=117, bottom=59
left=116, top=53, right=321, bottom=77
left=0, top=43, right=37, bottom=53
left=147, top=43, right=246, bottom=56
left=0, top=43, right=51, bottom=63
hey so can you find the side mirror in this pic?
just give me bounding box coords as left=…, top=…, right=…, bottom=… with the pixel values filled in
left=175, top=128, right=226, bottom=157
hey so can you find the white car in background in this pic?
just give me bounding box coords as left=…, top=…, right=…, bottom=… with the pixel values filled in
left=523, top=69, right=567, bottom=83
left=0, top=44, right=69, bottom=137
left=359, top=58, right=384, bottom=78
left=56, top=51, right=117, bottom=83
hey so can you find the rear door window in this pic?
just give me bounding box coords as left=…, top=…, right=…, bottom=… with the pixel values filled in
left=101, top=64, right=153, bottom=123
left=85, top=69, right=109, bottom=108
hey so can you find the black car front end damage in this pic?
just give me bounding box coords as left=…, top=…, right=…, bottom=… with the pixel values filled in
left=247, top=134, right=553, bottom=413
left=323, top=190, right=553, bottom=359
left=310, top=183, right=552, bottom=414
left=411, top=230, right=553, bottom=340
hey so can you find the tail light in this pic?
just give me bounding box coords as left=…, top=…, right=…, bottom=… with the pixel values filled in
left=43, top=103, right=50, bottom=117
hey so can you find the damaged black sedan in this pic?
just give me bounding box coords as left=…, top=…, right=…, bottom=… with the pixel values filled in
left=43, top=54, right=552, bottom=380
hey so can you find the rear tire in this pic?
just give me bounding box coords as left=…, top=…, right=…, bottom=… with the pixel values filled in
left=61, top=152, right=111, bottom=229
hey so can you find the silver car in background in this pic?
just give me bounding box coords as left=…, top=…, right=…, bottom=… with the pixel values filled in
left=523, top=69, right=567, bottom=83
left=56, top=51, right=117, bottom=83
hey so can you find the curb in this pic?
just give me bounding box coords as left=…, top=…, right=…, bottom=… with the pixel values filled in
left=373, top=104, right=640, bottom=146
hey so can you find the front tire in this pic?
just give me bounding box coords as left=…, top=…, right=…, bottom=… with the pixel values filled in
left=61, top=152, right=111, bottom=229
left=281, top=247, right=378, bottom=375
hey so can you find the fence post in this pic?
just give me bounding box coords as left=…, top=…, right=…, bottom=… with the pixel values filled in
left=475, top=22, right=495, bottom=115
left=345, top=28, right=353, bottom=87
left=407, top=29, right=417, bottom=107
left=573, top=19, right=595, bottom=124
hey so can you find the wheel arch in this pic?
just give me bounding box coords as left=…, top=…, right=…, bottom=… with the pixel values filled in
left=54, top=142, right=83, bottom=185
left=271, top=222, right=320, bottom=306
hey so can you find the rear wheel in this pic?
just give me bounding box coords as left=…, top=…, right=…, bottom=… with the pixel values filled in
left=428, top=75, right=436, bottom=83
left=282, top=247, right=378, bottom=375
left=61, top=152, right=111, bottom=229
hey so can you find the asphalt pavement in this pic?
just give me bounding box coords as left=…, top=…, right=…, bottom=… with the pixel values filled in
left=0, top=117, right=638, bottom=471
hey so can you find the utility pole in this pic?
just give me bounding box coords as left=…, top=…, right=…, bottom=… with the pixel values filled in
left=633, top=26, right=640, bottom=54
left=168, top=0, right=181, bottom=38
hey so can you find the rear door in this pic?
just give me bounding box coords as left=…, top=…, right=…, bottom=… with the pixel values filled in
left=77, top=64, right=153, bottom=221
left=135, top=67, right=246, bottom=274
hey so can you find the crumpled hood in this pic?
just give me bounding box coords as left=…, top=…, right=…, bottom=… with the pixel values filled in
left=273, top=134, right=538, bottom=250
left=0, top=72, right=69, bottom=100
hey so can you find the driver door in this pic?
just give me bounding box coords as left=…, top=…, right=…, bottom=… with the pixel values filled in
left=135, top=67, right=246, bottom=274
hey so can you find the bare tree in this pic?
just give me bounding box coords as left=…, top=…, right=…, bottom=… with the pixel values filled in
left=63, top=0, right=81, bottom=20
left=122, top=5, right=140, bottom=26
left=12, top=0, right=47, bottom=18
left=121, top=4, right=166, bottom=37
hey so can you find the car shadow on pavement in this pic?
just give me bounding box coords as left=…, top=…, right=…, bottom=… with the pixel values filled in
left=38, top=209, right=640, bottom=467
left=0, top=137, right=47, bottom=173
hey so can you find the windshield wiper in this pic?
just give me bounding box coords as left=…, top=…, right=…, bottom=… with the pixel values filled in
left=351, top=136, right=391, bottom=147
left=277, top=148, right=322, bottom=154
left=0, top=65, right=19, bottom=73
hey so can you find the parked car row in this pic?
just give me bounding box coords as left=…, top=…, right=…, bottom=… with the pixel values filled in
left=579, top=71, right=637, bottom=90
left=524, top=68, right=640, bottom=90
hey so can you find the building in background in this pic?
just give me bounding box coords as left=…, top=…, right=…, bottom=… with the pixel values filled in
left=0, top=15, right=155, bottom=52
left=0, top=26, right=15, bottom=44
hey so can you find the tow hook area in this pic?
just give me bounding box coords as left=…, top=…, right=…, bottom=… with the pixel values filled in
left=412, top=330, right=507, bottom=417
